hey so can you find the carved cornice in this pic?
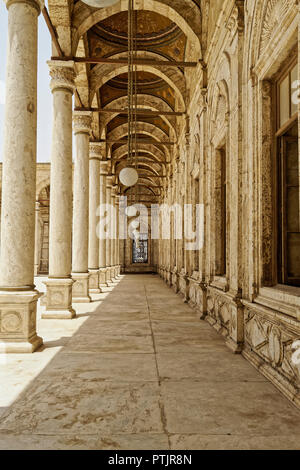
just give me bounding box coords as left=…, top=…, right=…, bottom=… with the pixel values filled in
left=47, top=60, right=75, bottom=94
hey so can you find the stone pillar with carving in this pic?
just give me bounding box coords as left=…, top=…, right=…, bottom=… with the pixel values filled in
left=88, top=143, right=101, bottom=293
left=43, top=60, right=76, bottom=319
left=71, top=111, right=92, bottom=303
left=99, top=160, right=108, bottom=285
left=106, top=175, right=113, bottom=283
left=0, top=0, right=43, bottom=352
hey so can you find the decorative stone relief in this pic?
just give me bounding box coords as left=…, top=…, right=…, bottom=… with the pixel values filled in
left=259, top=0, right=294, bottom=56
left=1, top=311, right=22, bottom=333
left=48, top=60, right=76, bottom=93
left=244, top=307, right=300, bottom=387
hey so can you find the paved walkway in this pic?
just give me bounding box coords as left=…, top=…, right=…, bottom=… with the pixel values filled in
left=0, top=274, right=300, bottom=450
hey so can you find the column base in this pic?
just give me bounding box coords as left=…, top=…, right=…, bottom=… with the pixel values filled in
left=43, top=278, right=76, bottom=319
left=72, top=272, right=91, bottom=303
left=99, top=268, right=107, bottom=286
left=110, top=266, right=117, bottom=280
left=105, top=267, right=113, bottom=284
left=171, top=269, right=179, bottom=293
left=88, top=269, right=101, bottom=293
left=0, top=290, right=43, bottom=353
left=179, top=270, right=189, bottom=303
left=226, top=296, right=244, bottom=354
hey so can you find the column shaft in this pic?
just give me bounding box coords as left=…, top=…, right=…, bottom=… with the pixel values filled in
left=34, top=202, right=41, bottom=276
left=43, top=60, right=76, bottom=319
left=99, top=161, right=108, bottom=285
left=71, top=112, right=92, bottom=303
left=0, top=0, right=43, bottom=352
left=106, top=176, right=112, bottom=282
left=88, top=143, right=101, bottom=293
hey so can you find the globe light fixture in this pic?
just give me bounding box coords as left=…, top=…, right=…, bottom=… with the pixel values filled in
left=119, top=167, right=138, bottom=187
left=125, top=205, right=137, bottom=217
left=81, top=0, right=119, bottom=8
left=131, top=219, right=140, bottom=229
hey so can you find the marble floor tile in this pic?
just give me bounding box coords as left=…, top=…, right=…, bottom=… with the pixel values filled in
left=1, top=274, right=300, bottom=450
left=42, top=352, right=158, bottom=382
left=0, top=380, right=164, bottom=435
left=169, top=434, right=300, bottom=450
left=64, top=334, right=154, bottom=353
left=162, top=380, right=300, bottom=436
left=157, top=352, right=267, bottom=382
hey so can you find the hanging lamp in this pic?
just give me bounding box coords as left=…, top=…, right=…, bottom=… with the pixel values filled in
left=119, top=0, right=139, bottom=188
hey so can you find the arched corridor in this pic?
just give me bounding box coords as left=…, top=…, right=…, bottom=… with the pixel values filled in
left=1, top=274, right=300, bottom=450
left=1, top=0, right=300, bottom=451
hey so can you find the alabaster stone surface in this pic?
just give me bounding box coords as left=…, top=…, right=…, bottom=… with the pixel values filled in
left=43, top=278, right=75, bottom=319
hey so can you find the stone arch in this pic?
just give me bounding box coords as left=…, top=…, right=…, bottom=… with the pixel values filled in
left=36, top=178, right=50, bottom=201
left=207, top=53, right=231, bottom=141
left=114, top=158, right=162, bottom=177
left=113, top=144, right=166, bottom=164
left=245, top=0, right=296, bottom=73
left=99, top=94, right=177, bottom=136
left=89, top=55, right=186, bottom=110
left=108, top=124, right=170, bottom=159
left=108, top=121, right=168, bottom=141
left=72, top=0, right=202, bottom=59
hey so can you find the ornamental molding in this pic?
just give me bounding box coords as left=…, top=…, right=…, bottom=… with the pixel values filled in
left=259, top=0, right=295, bottom=56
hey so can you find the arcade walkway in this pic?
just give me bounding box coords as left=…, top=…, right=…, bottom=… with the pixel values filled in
left=0, top=274, right=300, bottom=450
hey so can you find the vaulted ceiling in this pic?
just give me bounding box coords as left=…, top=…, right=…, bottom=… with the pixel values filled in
left=48, top=0, right=203, bottom=202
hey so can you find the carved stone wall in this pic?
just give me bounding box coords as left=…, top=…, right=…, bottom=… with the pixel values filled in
left=159, top=0, right=300, bottom=407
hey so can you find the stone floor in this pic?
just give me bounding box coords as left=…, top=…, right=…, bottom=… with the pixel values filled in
left=0, top=274, right=300, bottom=450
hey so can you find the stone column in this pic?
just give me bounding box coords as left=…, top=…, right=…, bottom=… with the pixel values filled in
left=71, top=111, right=92, bottom=303
left=111, top=186, right=117, bottom=279
left=88, top=143, right=101, bottom=293
left=43, top=60, right=76, bottom=319
left=0, top=0, right=43, bottom=352
left=115, top=195, right=120, bottom=275
left=99, top=160, right=108, bottom=285
left=106, top=175, right=113, bottom=283
left=34, top=201, right=41, bottom=276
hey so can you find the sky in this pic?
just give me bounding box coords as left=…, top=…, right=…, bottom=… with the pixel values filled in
left=0, top=2, right=52, bottom=162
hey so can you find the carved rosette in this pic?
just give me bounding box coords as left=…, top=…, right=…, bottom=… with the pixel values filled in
left=73, top=111, right=92, bottom=135
left=47, top=60, right=76, bottom=94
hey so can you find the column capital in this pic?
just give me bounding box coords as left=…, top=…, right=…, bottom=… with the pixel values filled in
left=73, top=111, right=92, bottom=135
left=47, top=60, right=75, bottom=94
left=89, top=142, right=106, bottom=160
left=100, top=160, right=109, bottom=175
left=106, top=175, right=113, bottom=188
left=112, top=185, right=119, bottom=196
left=5, top=0, right=43, bottom=13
